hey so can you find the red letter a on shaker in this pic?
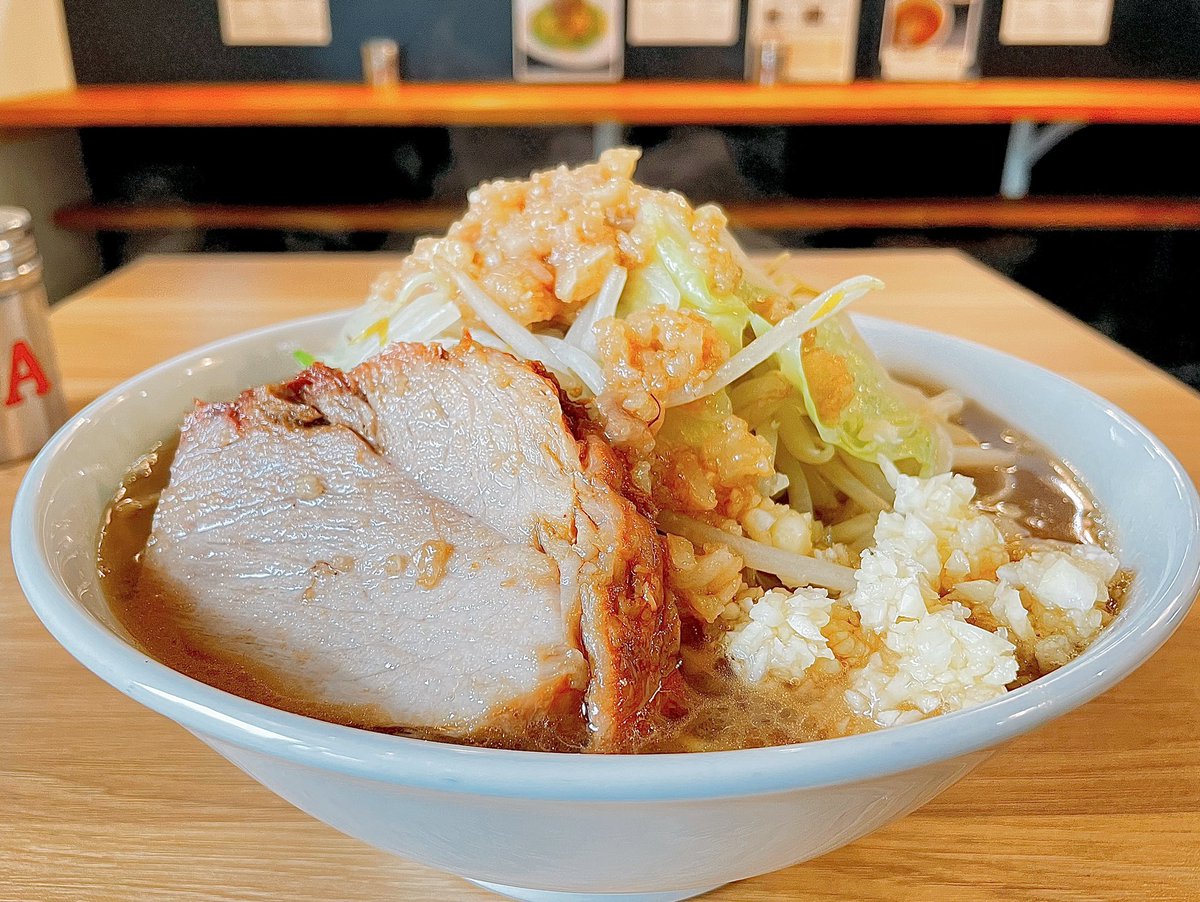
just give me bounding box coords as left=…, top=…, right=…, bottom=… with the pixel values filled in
left=5, top=340, right=53, bottom=406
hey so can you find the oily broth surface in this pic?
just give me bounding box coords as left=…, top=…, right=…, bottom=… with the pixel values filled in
left=97, top=395, right=1112, bottom=754
left=97, top=437, right=400, bottom=729
left=956, top=397, right=1107, bottom=547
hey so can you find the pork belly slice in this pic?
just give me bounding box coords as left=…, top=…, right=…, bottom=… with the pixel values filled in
left=143, top=390, right=588, bottom=740
left=146, top=340, right=679, bottom=749
left=290, top=340, right=680, bottom=746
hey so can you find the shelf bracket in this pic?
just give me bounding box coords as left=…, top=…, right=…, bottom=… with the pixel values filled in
left=1000, top=119, right=1084, bottom=200
left=593, top=120, right=625, bottom=157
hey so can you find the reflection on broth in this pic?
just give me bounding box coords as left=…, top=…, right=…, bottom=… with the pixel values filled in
left=902, top=377, right=1108, bottom=548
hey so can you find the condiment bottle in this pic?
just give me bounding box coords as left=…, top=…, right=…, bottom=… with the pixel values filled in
left=756, top=8, right=790, bottom=87
left=0, top=207, right=68, bottom=462
left=361, top=38, right=401, bottom=87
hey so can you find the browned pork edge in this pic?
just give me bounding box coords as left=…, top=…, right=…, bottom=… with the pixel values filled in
left=282, top=339, right=681, bottom=751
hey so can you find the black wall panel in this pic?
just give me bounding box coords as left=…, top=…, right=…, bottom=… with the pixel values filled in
left=65, top=1, right=1200, bottom=85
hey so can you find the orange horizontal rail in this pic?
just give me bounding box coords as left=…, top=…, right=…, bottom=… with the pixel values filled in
left=4, top=80, right=1200, bottom=128
left=725, top=197, right=1200, bottom=229
left=53, top=197, right=1200, bottom=233
left=54, top=202, right=467, bottom=233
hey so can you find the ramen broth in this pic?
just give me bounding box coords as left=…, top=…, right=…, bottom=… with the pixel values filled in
left=97, top=394, right=1115, bottom=753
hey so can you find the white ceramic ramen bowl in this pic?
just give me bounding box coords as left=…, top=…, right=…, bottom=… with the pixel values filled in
left=13, top=314, right=1200, bottom=902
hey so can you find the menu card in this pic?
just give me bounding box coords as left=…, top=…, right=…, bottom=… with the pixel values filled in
left=1000, top=0, right=1114, bottom=46
left=513, top=0, right=624, bottom=83
left=745, top=0, right=862, bottom=84
left=217, top=0, right=331, bottom=46
left=627, top=0, right=740, bottom=46
left=879, top=0, right=983, bottom=81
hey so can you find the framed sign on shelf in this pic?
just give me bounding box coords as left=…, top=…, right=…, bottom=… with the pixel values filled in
left=513, top=0, right=624, bottom=83
left=879, top=0, right=984, bottom=81
left=1000, top=0, right=1114, bottom=46
left=627, top=0, right=740, bottom=46
left=745, top=0, right=862, bottom=84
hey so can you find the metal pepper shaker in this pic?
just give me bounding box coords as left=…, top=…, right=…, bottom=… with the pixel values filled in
left=0, top=207, right=68, bottom=462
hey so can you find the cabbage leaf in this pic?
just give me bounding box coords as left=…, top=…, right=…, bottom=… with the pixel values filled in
left=617, top=200, right=752, bottom=352
left=769, top=315, right=951, bottom=477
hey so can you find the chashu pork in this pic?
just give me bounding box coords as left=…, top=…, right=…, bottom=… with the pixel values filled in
left=141, top=339, right=679, bottom=750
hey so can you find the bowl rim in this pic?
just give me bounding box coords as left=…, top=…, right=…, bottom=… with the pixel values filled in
left=13, top=311, right=1200, bottom=802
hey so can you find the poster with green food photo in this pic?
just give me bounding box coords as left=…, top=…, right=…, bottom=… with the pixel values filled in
left=513, top=0, right=624, bottom=82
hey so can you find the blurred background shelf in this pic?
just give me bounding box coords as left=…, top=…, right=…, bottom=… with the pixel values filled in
left=1, top=1, right=1198, bottom=392
left=4, top=69, right=1200, bottom=392
left=53, top=197, right=1200, bottom=234
left=5, top=80, right=1200, bottom=128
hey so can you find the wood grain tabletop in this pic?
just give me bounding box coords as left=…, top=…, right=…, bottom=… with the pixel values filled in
left=3, top=249, right=1199, bottom=901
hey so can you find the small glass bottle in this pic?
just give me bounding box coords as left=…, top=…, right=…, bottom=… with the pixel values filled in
left=0, top=207, right=68, bottom=461
left=756, top=8, right=790, bottom=87
left=361, top=38, right=401, bottom=87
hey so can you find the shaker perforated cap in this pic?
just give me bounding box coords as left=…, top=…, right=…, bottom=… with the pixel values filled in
left=0, top=206, right=40, bottom=281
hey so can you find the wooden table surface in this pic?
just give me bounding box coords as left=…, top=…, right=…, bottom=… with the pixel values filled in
left=3, top=250, right=1199, bottom=900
